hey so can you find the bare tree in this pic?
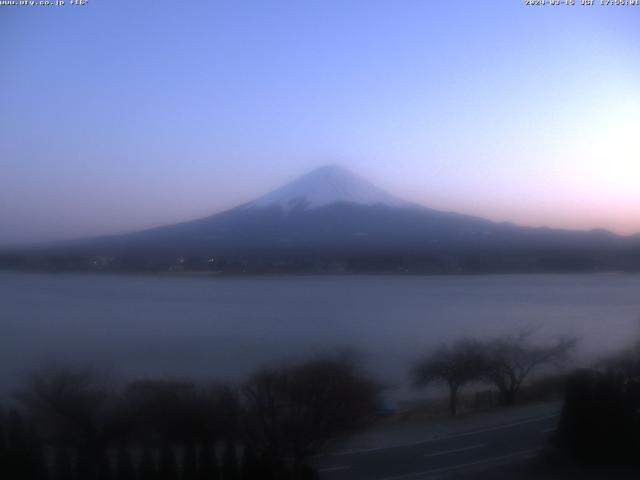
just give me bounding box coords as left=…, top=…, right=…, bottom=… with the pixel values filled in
left=122, top=379, right=238, bottom=446
left=241, top=355, right=379, bottom=475
left=413, top=339, right=487, bottom=417
left=16, top=367, right=114, bottom=480
left=484, top=330, right=577, bottom=405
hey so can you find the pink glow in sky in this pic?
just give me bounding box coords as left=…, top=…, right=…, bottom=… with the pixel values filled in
left=1, top=1, right=639, bottom=245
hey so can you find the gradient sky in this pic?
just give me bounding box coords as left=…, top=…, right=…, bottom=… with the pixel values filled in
left=1, top=0, right=639, bottom=246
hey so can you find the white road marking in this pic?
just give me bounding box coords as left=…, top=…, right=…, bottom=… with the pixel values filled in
left=318, top=413, right=558, bottom=457
left=374, top=448, right=539, bottom=480
left=424, top=443, right=487, bottom=458
left=318, top=465, right=351, bottom=473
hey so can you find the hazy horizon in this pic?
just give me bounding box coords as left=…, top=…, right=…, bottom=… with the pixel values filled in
left=2, top=162, right=640, bottom=248
left=2, top=1, right=639, bottom=246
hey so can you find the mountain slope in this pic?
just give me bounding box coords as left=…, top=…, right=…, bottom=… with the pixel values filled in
left=3, top=165, right=639, bottom=273
left=245, top=165, right=411, bottom=211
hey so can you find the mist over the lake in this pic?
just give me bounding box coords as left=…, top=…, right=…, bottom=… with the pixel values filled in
left=3, top=271, right=639, bottom=400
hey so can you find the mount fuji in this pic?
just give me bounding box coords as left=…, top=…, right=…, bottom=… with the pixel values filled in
left=4, top=165, right=639, bottom=273
left=245, top=165, right=411, bottom=211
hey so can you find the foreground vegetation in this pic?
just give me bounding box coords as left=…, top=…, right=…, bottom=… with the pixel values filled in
left=0, top=356, right=379, bottom=480
left=413, top=330, right=577, bottom=416
left=4, top=329, right=640, bottom=478
left=552, top=341, right=640, bottom=469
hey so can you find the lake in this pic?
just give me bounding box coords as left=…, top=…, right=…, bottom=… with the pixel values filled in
left=2, top=271, right=640, bottom=399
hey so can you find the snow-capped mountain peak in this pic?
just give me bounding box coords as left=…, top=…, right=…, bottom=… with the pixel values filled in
left=246, top=165, right=410, bottom=211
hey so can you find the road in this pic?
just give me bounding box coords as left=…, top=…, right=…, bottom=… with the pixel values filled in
left=314, top=411, right=559, bottom=480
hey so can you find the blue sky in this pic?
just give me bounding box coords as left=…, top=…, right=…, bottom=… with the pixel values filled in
left=1, top=0, right=639, bottom=245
